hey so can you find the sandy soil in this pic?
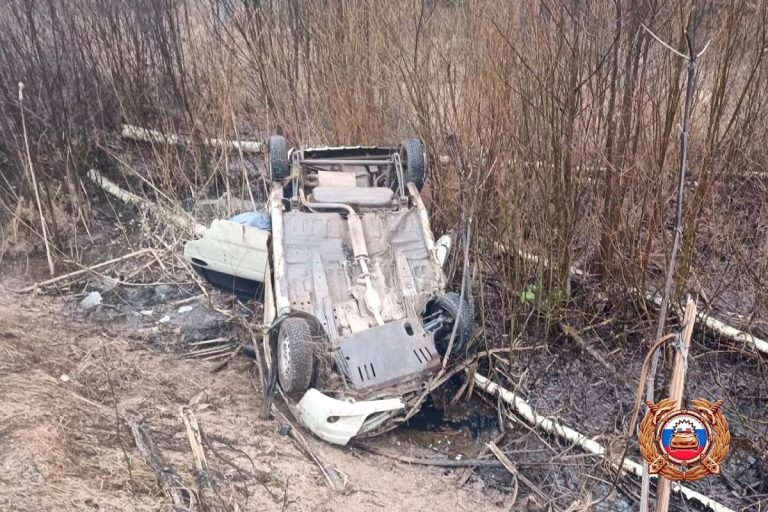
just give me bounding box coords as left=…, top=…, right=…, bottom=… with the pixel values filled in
left=0, top=287, right=500, bottom=512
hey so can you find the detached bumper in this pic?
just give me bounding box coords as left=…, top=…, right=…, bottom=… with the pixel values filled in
left=292, top=389, right=405, bottom=446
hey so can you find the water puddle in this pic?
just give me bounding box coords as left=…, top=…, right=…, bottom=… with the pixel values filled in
left=386, top=397, right=500, bottom=458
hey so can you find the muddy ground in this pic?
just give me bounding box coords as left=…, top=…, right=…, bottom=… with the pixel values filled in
left=1, top=242, right=766, bottom=512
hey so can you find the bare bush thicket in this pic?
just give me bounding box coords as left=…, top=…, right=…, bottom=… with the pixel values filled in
left=1, top=0, right=767, bottom=334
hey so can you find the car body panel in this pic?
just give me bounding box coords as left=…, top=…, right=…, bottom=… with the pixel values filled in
left=184, top=219, right=270, bottom=299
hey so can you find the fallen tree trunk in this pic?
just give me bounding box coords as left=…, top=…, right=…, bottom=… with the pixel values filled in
left=492, top=242, right=586, bottom=278
left=645, top=291, right=768, bottom=356
left=473, top=373, right=735, bottom=512
left=122, top=124, right=263, bottom=153
left=87, top=168, right=207, bottom=236
left=492, top=242, right=768, bottom=356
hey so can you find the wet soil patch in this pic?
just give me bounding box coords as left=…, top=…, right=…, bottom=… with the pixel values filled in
left=404, top=400, right=500, bottom=439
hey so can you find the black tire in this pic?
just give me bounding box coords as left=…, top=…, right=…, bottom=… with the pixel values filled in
left=424, top=292, right=474, bottom=356
left=399, top=138, right=426, bottom=191
left=277, top=317, right=314, bottom=393
left=267, top=135, right=290, bottom=182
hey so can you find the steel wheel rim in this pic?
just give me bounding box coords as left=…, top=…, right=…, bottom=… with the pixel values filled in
left=279, top=330, right=291, bottom=377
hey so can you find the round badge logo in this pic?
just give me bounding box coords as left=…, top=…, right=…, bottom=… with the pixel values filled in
left=639, top=398, right=730, bottom=481
left=657, top=411, right=710, bottom=464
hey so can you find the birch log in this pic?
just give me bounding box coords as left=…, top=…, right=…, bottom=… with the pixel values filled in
left=646, top=291, right=768, bottom=355
left=492, top=242, right=586, bottom=278
left=473, top=373, right=735, bottom=512
left=494, top=241, right=768, bottom=356
left=121, top=124, right=262, bottom=153
left=87, top=168, right=207, bottom=236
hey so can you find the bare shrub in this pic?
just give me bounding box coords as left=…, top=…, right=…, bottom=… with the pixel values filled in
left=0, top=0, right=766, bottom=335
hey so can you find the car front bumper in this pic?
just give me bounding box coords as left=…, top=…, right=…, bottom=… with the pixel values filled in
left=292, top=389, right=405, bottom=446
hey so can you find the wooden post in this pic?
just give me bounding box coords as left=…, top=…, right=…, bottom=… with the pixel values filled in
left=655, top=297, right=697, bottom=511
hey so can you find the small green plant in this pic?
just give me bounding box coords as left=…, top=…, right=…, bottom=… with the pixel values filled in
left=520, top=285, right=537, bottom=304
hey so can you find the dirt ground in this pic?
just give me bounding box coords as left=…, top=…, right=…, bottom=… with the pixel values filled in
left=0, top=287, right=505, bottom=512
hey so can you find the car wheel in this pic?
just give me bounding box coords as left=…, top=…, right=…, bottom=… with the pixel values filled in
left=424, top=292, right=474, bottom=356
left=399, top=138, right=426, bottom=191
left=267, top=135, right=290, bottom=182
left=277, top=317, right=314, bottom=393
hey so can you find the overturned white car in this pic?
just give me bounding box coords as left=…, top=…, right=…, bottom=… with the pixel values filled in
left=184, top=136, right=474, bottom=445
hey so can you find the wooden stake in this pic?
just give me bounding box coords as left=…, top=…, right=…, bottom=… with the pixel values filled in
left=654, top=298, right=697, bottom=512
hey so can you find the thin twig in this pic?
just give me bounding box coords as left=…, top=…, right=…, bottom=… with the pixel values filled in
left=211, top=345, right=243, bottom=372
left=487, top=441, right=552, bottom=504
left=15, top=248, right=152, bottom=293
left=354, top=443, right=504, bottom=468
left=559, top=323, right=615, bottom=372
left=101, top=346, right=134, bottom=489
left=271, top=405, right=346, bottom=492
left=126, top=415, right=194, bottom=510
left=640, top=24, right=689, bottom=60
left=18, top=82, right=55, bottom=276
left=456, top=431, right=506, bottom=487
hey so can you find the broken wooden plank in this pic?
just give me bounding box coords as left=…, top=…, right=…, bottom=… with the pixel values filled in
left=180, top=407, right=213, bottom=510
left=654, top=299, right=697, bottom=512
